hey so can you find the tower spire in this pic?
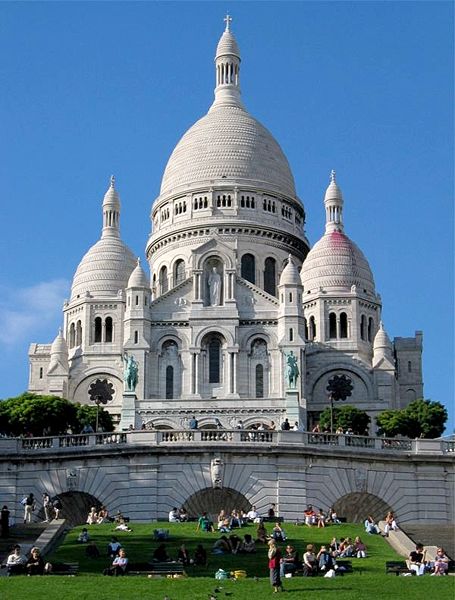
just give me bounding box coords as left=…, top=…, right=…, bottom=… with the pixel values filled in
left=324, top=169, right=344, bottom=233
left=212, top=15, right=243, bottom=108
left=102, top=175, right=121, bottom=239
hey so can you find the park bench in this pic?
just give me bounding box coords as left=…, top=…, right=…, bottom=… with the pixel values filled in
left=263, top=516, right=284, bottom=523
left=128, top=561, right=185, bottom=577
left=386, top=561, right=411, bottom=576
left=47, top=562, right=79, bottom=576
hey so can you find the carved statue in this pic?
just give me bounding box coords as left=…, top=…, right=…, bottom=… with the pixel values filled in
left=285, top=350, right=299, bottom=389
left=123, top=354, right=138, bottom=392
left=208, top=267, right=221, bottom=306
left=211, top=457, right=224, bottom=489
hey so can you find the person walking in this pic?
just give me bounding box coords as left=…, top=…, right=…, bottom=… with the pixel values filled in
left=23, top=493, right=35, bottom=524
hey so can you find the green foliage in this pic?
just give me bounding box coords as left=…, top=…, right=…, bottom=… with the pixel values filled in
left=0, top=393, right=114, bottom=436
left=376, top=399, right=447, bottom=438
left=319, top=404, right=371, bottom=435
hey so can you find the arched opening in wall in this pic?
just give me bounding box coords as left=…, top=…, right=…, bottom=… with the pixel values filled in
left=36, top=491, right=102, bottom=527
left=174, top=259, right=185, bottom=286
left=309, top=316, right=316, bottom=341
left=304, top=318, right=308, bottom=341
left=105, top=317, right=113, bottom=342
left=76, top=320, right=82, bottom=346
left=166, top=365, right=174, bottom=399
left=360, top=315, right=367, bottom=341
left=183, top=487, right=252, bottom=519
left=340, top=312, right=348, bottom=338
left=405, top=389, right=416, bottom=402
left=209, top=338, right=221, bottom=384
left=241, top=253, right=256, bottom=284
left=69, top=323, right=76, bottom=348
left=329, top=313, right=337, bottom=339
left=159, top=266, right=168, bottom=294
left=332, top=492, right=392, bottom=523
left=368, top=317, right=374, bottom=342
left=264, top=257, right=276, bottom=296
left=255, top=364, right=264, bottom=398
left=94, top=318, right=102, bottom=343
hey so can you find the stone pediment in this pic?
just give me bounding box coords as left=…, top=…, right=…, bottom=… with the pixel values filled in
left=236, top=277, right=279, bottom=317
left=151, top=278, right=193, bottom=313
left=191, top=235, right=235, bottom=269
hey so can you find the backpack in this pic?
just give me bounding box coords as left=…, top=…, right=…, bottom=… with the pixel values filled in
left=20, top=497, right=27, bottom=506
left=215, top=569, right=229, bottom=580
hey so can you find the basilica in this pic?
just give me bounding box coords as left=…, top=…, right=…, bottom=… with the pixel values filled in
left=28, top=20, right=423, bottom=432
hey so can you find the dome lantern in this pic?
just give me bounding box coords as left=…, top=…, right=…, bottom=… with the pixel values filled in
left=102, top=175, right=121, bottom=239
left=213, top=15, right=243, bottom=108
left=324, top=170, right=344, bottom=234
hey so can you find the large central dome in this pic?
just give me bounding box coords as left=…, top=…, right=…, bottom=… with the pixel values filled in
left=159, top=23, right=297, bottom=200
left=160, top=104, right=297, bottom=198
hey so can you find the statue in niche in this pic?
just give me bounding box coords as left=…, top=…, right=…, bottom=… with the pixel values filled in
left=252, top=340, right=267, bottom=359
left=163, top=341, right=178, bottom=358
left=211, top=457, right=224, bottom=489
left=123, top=354, right=138, bottom=392
left=285, top=350, right=299, bottom=389
left=208, top=267, right=221, bottom=306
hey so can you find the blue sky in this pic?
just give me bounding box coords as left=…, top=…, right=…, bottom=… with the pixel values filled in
left=0, top=1, right=453, bottom=433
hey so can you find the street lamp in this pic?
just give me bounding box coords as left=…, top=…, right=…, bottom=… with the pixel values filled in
left=88, top=379, right=114, bottom=432
left=326, top=374, right=354, bottom=434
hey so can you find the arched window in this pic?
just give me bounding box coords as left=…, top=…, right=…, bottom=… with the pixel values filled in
left=241, top=253, right=255, bottom=284
left=209, top=338, right=221, bottom=383
left=69, top=323, right=75, bottom=348
left=304, top=318, right=308, bottom=341
left=134, top=330, right=138, bottom=344
left=159, top=266, right=168, bottom=294
left=94, top=317, right=102, bottom=343
left=368, top=317, right=374, bottom=342
left=166, top=365, right=174, bottom=399
left=174, top=259, right=185, bottom=286
left=329, top=313, right=337, bottom=339
left=255, top=364, right=264, bottom=398
left=76, top=320, right=82, bottom=346
left=309, top=316, right=316, bottom=341
left=105, top=317, right=113, bottom=342
left=340, top=312, right=348, bottom=338
left=264, top=257, right=276, bottom=296
left=360, top=315, right=367, bottom=341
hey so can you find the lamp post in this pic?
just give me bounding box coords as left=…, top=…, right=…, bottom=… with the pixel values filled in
left=94, top=395, right=103, bottom=433
left=88, top=379, right=113, bottom=432
left=329, top=394, right=335, bottom=434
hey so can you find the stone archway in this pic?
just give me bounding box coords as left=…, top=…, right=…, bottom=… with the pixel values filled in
left=184, top=487, right=251, bottom=519
left=333, top=492, right=392, bottom=523
left=36, top=491, right=102, bottom=526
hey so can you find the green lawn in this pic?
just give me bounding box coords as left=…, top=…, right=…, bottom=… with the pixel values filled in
left=0, top=522, right=453, bottom=599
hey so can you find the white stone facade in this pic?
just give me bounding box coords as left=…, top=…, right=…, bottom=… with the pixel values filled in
left=28, top=23, right=423, bottom=432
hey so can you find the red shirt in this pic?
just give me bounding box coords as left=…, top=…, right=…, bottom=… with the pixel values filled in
left=269, top=548, right=281, bottom=569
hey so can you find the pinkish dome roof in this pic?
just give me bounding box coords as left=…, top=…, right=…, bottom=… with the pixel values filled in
left=300, top=230, right=375, bottom=295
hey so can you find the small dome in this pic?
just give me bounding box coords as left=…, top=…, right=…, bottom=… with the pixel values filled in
left=71, top=237, right=136, bottom=300
left=103, top=176, right=120, bottom=210
left=160, top=105, right=297, bottom=198
left=373, top=321, right=392, bottom=351
left=216, top=30, right=240, bottom=59
left=301, top=230, right=375, bottom=294
left=128, top=258, right=150, bottom=288
left=50, top=329, right=68, bottom=357
left=324, top=179, right=343, bottom=203
left=279, top=255, right=301, bottom=286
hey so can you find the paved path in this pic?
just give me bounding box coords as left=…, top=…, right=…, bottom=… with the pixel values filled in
left=401, top=524, right=455, bottom=559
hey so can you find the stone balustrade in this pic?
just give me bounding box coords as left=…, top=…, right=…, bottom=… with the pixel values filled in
left=1, top=430, right=451, bottom=455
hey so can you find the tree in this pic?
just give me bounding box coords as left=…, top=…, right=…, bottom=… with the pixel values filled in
left=0, top=393, right=114, bottom=436
left=376, top=399, right=447, bottom=438
left=319, top=405, right=371, bottom=435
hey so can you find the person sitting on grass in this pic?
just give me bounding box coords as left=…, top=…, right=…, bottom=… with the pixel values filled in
left=280, top=544, right=300, bottom=578
left=177, top=543, right=191, bottom=565
left=194, top=544, right=207, bottom=566
left=329, top=537, right=340, bottom=556
left=86, top=540, right=100, bottom=559
left=86, top=507, right=98, bottom=525
left=303, top=544, right=318, bottom=576
left=304, top=506, right=317, bottom=526
left=432, top=547, right=449, bottom=576
left=104, top=548, right=128, bottom=576
left=229, top=534, right=242, bottom=555
left=408, top=543, right=426, bottom=576
left=317, top=508, right=326, bottom=528
left=256, top=521, right=269, bottom=544
left=153, top=543, right=171, bottom=562
left=197, top=511, right=215, bottom=533
left=212, top=535, right=231, bottom=554
left=169, top=507, right=180, bottom=523
left=26, top=547, right=45, bottom=576
left=383, top=511, right=398, bottom=536
left=107, top=536, right=122, bottom=558
left=179, top=507, right=189, bottom=522
left=340, top=537, right=355, bottom=557
left=317, top=545, right=336, bottom=571
left=6, top=545, right=27, bottom=576
left=77, top=528, right=90, bottom=543
left=240, top=533, right=256, bottom=554
left=271, top=522, right=287, bottom=542
left=97, top=506, right=109, bottom=524
left=364, top=515, right=380, bottom=535
left=354, top=536, right=367, bottom=558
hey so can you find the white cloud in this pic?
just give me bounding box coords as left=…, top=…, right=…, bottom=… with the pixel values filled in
left=0, top=279, right=70, bottom=345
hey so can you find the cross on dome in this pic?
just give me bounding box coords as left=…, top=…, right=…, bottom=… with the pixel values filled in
left=330, top=169, right=336, bottom=184
left=224, top=13, right=232, bottom=32
left=110, top=174, right=116, bottom=188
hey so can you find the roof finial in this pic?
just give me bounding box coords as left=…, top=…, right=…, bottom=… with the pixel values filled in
left=110, top=174, right=115, bottom=188
left=224, top=13, right=232, bottom=32
left=330, top=169, right=336, bottom=184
